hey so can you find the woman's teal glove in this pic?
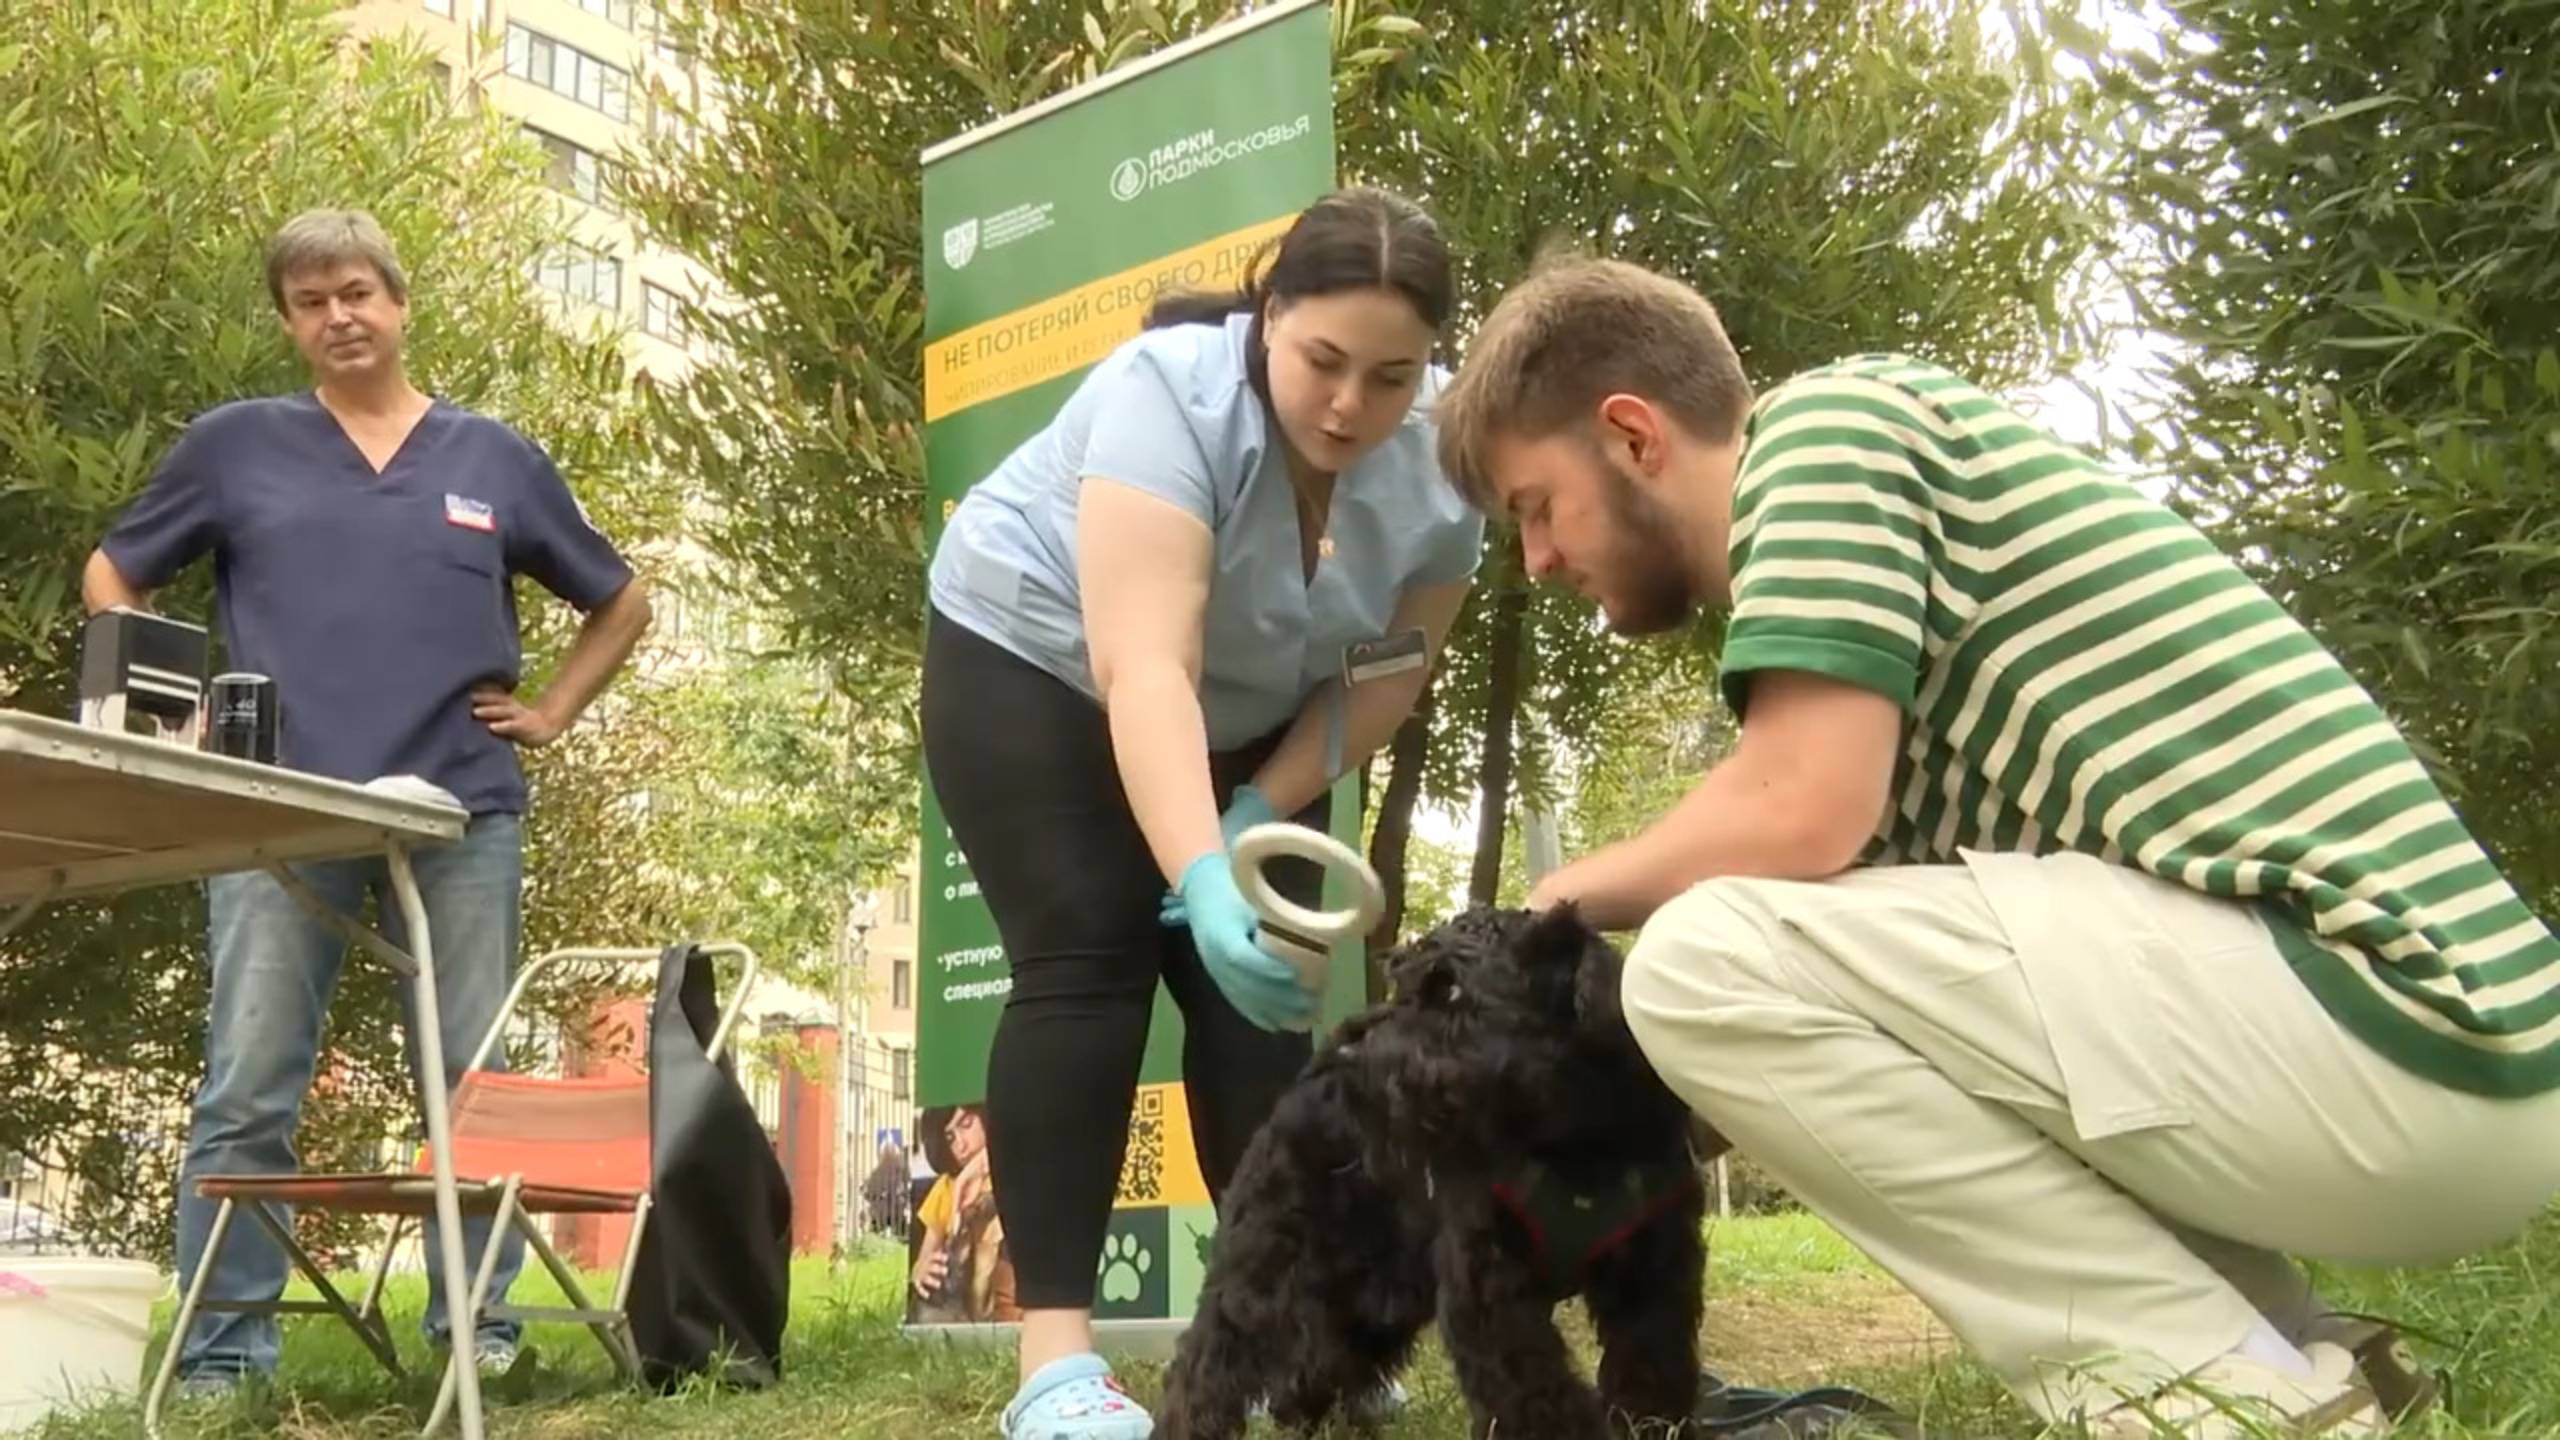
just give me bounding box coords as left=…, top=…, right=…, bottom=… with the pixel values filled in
left=1218, top=783, right=1278, bottom=848
left=1160, top=785, right=1284, bottom=928
left=1169, top=851, right=1315, bottom=1032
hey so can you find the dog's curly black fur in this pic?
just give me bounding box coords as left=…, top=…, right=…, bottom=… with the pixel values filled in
left=1153, top=904, right=1705, bottom=1439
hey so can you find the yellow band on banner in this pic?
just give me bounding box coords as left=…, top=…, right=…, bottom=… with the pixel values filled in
left=923, top=214, right=1295, bottom=424
left=1113, top=1081, right=1211, bottom=1210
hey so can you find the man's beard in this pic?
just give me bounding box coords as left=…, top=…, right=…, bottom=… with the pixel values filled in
left=1599, top=464, right=1698, bottom=637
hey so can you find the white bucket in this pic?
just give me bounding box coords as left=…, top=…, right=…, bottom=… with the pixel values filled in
left=0, top=1258, right=162, bottom=1432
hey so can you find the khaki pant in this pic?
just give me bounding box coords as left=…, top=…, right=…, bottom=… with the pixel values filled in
left=1621, top=851, right=2560, bottom=1420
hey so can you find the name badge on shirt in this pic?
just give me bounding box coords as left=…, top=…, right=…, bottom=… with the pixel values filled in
left=444, top=493, right=497, bottom=533
left=1344, top=629, right=1429, bottom=686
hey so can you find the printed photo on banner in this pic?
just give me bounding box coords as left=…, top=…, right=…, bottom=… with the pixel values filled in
left=906, top=1102, right=1020, bottom=1326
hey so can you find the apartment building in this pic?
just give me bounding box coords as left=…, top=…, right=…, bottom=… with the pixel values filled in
left=342, top=0, right=717, bottom=385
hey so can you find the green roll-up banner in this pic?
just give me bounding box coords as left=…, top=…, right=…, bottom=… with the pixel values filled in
left=911, top=0, right=1353, bottom=1339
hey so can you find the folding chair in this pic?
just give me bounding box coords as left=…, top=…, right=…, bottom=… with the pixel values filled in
left=144, top=942, right=761, bottom=1437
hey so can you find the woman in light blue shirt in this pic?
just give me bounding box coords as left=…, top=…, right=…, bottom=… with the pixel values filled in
left=920, top=187, right=1482, bottom=1438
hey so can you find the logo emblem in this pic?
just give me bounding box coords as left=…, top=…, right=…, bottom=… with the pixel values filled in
left=942, top=218, right=980, bottom=270
left=1109, top=158, right=1148, bottom=203
left=443, top=494, right=496, bottom=533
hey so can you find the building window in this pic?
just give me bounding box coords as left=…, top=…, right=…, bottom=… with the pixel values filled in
left=891, top=959, right=912, bottom=1011
left=641, top=282, right=687, bottom=344
left=892, top=885, right=912, bottom=925
left=575, top=0, right=636, bottom=27
left=534, top=245, right=622, bottom=310
left=429, top=60, right=452, bottom=93
left=525, top=126, right=618, bottom=210
left=650, top=2, right=693, bottom=68
left=424, top=0, right=454, bottom=15
left=503, top=23, right=629, bottom=121
left=892, top=1048, right=911, bottom=1104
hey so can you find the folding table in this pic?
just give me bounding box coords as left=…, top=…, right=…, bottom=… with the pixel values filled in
left=0, top=711, right=492, bottom=1439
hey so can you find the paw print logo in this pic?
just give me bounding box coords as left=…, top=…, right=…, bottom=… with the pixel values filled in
left=1097, top=1232, right=1153, bottom=1303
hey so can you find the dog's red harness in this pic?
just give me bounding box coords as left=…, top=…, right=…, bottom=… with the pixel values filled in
left=1489, top=1153, right=1702, bottom=1297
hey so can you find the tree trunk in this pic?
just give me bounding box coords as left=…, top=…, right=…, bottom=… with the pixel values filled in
left=1363, top=680, right=1436, bottom=997
left=1471, top=567, right=1528, bottom=905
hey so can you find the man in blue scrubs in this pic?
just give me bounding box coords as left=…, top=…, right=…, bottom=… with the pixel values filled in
left=82, top=209, right=653, bottom=1393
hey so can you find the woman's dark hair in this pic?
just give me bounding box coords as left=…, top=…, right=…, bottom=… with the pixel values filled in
left=918, top=1103, right=981, bottom=1176
left=1144, top=187, right=1452, bottom=398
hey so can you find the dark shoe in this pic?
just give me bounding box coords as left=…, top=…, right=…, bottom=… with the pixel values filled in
left=470, top=1334, right=525, bottom=1378
left=431, top=1333, right=534, bottom=1386
left=2342, top=1324, right=2440, bottom=1422
left=170, top=1369, right=248, bottom=1405
left=1700, top=1373, right=1921, bottom=1438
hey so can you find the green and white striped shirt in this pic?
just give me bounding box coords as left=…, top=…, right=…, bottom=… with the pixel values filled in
left=1721, top=354, right=2560, bottom=1096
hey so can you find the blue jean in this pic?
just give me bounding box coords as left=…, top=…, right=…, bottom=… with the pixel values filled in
left=172, top=813, right=527, bottom=1379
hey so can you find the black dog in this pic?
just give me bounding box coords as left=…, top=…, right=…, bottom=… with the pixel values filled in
left=1154, top=904, right=1706, bottom=1439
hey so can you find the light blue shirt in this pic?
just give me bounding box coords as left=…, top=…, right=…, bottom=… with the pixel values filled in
left=929, top=311, right=1484, bottom=752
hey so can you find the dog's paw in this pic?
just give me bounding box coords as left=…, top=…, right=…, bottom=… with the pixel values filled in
left=1097, top=1231, right=1155, bottom=1303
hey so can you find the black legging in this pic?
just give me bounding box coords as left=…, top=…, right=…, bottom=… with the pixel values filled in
left=920, top=607, right=1327, bottom=1310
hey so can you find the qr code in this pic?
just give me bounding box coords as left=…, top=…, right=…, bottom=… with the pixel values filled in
left=1115, top=1088, right=1166, bottom=1205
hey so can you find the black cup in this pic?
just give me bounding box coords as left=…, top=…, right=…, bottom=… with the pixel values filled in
left=206, top=672, right=278, bottom=764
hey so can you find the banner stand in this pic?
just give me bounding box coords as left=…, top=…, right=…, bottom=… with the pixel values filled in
left=897, top=1319, right=1189, bottom=1362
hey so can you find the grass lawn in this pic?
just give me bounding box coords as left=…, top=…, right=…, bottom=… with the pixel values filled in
left=18, top=1205, right=2560, bottom=1437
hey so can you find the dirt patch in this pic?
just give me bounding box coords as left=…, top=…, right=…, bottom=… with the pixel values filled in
left=1705, top=1272, right=1957, bottom=1385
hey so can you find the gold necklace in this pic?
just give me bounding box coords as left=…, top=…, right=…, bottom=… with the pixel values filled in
left=1294, top=476, right=1336, bottom=560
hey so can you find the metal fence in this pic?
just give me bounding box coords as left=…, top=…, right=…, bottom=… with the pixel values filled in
left=837, top=1031, right=924, bottom=1248
left=0, top=1112, right=188, bottom=1261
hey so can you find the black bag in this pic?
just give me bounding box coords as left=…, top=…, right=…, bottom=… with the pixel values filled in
left=624, top=942, right=793, bottom=1390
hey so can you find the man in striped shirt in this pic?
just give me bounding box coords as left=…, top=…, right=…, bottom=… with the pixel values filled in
left=1434, top=256, right=2560, bottom=1437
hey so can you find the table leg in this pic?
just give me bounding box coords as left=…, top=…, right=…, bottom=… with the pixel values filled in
left=388, top=841, right=486, bottom=1440
left=267, top=864, right=417, bottom=977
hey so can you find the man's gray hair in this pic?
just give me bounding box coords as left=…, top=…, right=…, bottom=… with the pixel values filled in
left=264, top=208, right=408, bottom=312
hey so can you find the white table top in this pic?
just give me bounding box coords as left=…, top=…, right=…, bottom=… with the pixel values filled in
left=0, top=711, right=467, bottom=904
